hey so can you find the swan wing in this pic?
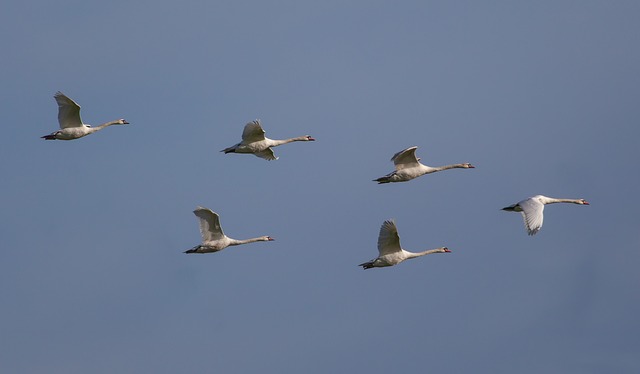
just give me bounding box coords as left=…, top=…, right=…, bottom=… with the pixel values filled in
left=377, top=220, right=402, bottom=256
left=241, top=120, right=267, bottom=143
left=255, top=148, right=278, bottom=160
left=519, top=198, right=545, bottom=235
left=193, top=206, right=225, bottom=241
left=391, top=146, right=420, bottom=170
left=54, top=92, right=83, bottom=129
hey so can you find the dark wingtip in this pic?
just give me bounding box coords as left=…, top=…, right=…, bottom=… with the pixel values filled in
left=184, top=245, right=200, bottom=254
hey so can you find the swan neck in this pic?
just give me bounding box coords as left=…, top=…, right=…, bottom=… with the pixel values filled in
left=93, top=120, right=121, bottom=130
left=229, top=237, right=265, bottom=246
left=269, top=137, right=306, bottom=146
left=432, top=164, right=466, bottom=172
left=542, top=197, right=582, bottom=205
left=407, top=249, right=440, bottom=259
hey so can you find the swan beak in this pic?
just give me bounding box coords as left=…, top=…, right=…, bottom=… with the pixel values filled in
left=122, top=120, right=130, bottom=124
left=307, top=136, right=316, bottom=141
left=443, top=247, right=452, bottom=253
left=583, top=201, right=590, bottom=205
left=467, top=164, right=475, bottom=168
left=267, top=236, right=275, bottom=241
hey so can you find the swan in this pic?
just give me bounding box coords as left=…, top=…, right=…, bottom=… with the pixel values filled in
left=184, top=206, right=274, bottom=254
left=358, top=220, right=451, bottom=269
left=502, top=195, right=589, bottom=235
left=41, top=91, right=129, bottom=140
left=221, top=119, right=315, bottom=160
left=374, top=146, right=474, bottom=184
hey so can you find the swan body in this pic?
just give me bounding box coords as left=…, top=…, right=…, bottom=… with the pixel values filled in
left=502, top=195, right=589, bottom=235
left=221, top=119, right=315, bottom=160
left=374, top=146, right=474, bottom=183
left=184, top=206, right=274, bottom=254
left=41, top=92, right=129, bottom=140
left=359, top=220, right=451, bottom=269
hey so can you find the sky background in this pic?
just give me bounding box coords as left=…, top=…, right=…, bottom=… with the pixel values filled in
left=1, top=1, right=639, bottom=373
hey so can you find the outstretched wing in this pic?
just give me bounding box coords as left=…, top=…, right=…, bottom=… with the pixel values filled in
left=391, top=146, right=421, bottom=170
left=193, top=206, right=225, bottom=241
left=241, top=120, right=267, bottom=143
left=255, top=148, right=278, bottom=161
left=519, top=198, right=545, bottom=235
left=377, top=220, right=402, bottom=256
left=54, top=91, right=83, bottom=129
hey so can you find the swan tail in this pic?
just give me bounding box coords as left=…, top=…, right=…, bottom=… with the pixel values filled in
left=184, top=245, right=201, bottom=254
left=501, top=204, right=518, bottom=211
left=221, top=144, right=239, bottom=154
left=374, top=171, right=397, bottom=184
left=358, top=261, right=375, bottom=269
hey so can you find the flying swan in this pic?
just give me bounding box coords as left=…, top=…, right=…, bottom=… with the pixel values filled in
left=221, top=119, right=315, bottom=160
left=374, top=146, right=474, bottom=184
left=359, top=220, right=451, bottom=269
left=184, top=206, right=274, bottom=254
left=41, top=91, right=129, bottom=140
left=502, top=195, right=589, bottom=235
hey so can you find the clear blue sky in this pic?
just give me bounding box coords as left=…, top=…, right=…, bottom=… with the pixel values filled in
left=1, top=1, right=639, bottom=373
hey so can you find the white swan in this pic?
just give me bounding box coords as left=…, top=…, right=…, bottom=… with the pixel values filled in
left=502, top=195, right=589, bottom=235
left=184, top=206, right=274, bottom=254
left=41, top=92, right=129, bottom=140
left=221, top=119, right=315, bottom=160
left=359, top=220, right=451, bottom=269
left=374, top=146, right=474, bottom=184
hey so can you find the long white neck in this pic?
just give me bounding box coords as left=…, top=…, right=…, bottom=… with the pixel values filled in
left=429, top=163, right=470, bottom=173
left=228, top=236, right=269, bottom=246
left=540, top=197, right=584, bottom=205
left=405, top=248, right=443, bottom=259
left=268, top=136, right=309, bottom=147
left=87, top=120, right=123, bottom=134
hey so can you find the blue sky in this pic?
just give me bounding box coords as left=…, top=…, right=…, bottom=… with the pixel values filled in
left=1, top=1, right=639, bottom=373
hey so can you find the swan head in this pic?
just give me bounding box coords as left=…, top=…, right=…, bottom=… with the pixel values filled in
left=304, top=135, right=315, bottom=141
left=441, top=247, right=451, bottom=253
left=462, top=163, right=475, bottom=168
left=264, top=236, right=275, bottom=241
left=577, top=199, right=589, bottom=205
left=117, top=119, right=130, bottom=125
